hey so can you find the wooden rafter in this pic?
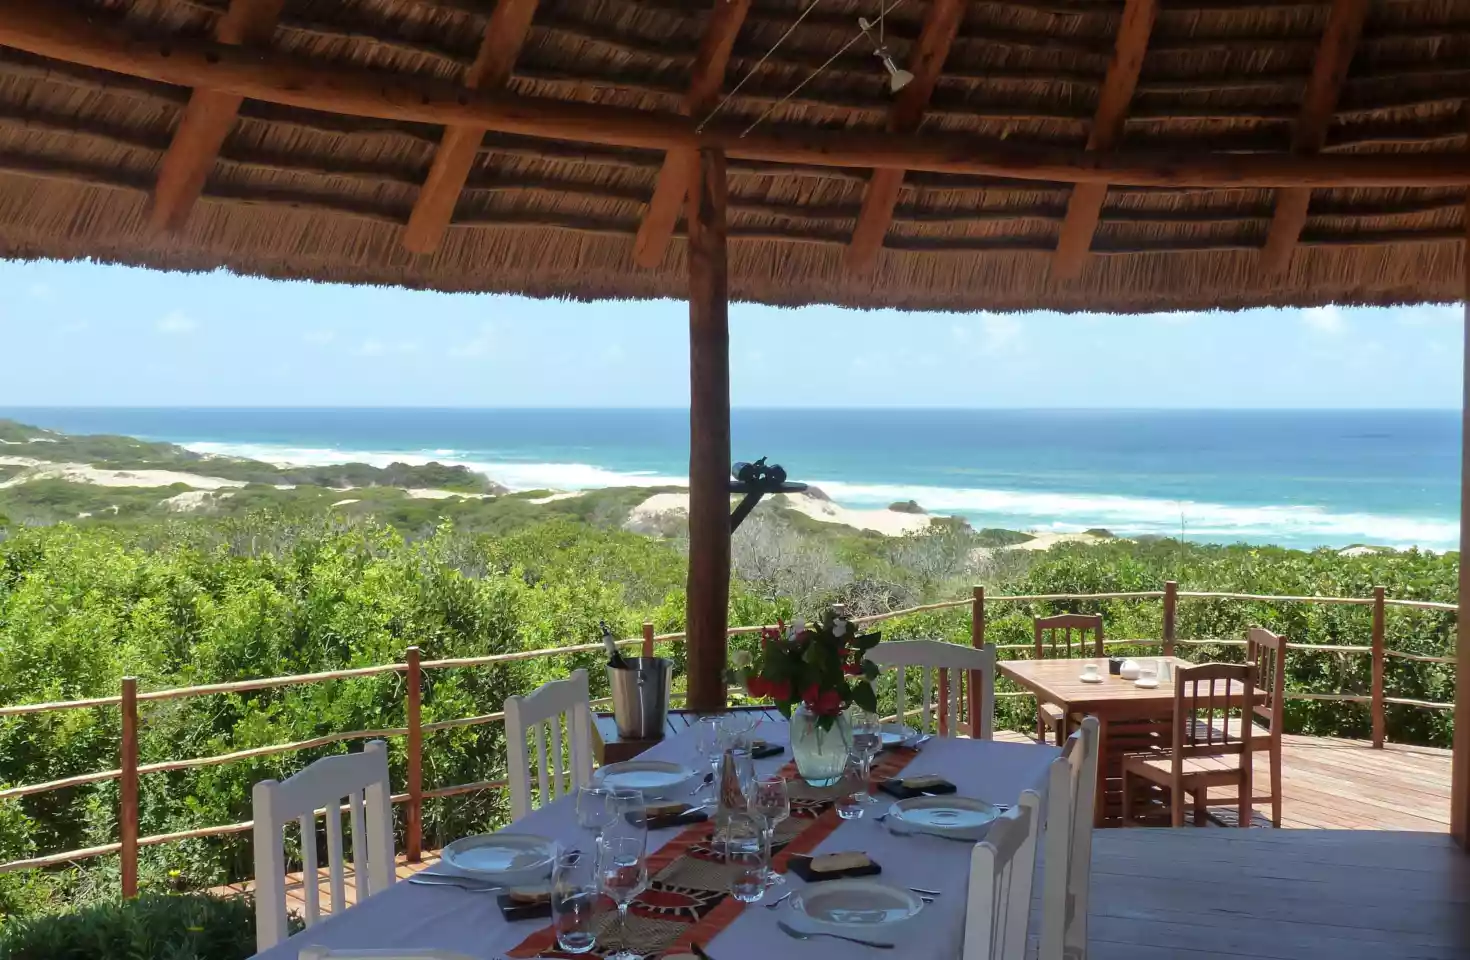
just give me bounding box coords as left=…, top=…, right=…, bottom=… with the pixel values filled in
left=1050, top=0, right=1156, bottom=280
left=1258, top=0, right=1370, bottom=277
left=632, top=0, right=751, bottom=269
left=401, top=0, right=540, bottom=255
left=4, top=3, right=1470, bottom=189
left=147, top=0, right=283, bottom=232
left=846, top=0, right=966, bottom=271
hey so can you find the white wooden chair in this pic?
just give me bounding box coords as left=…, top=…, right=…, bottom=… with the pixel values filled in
left=1041, top=716, right=1100, bottom=960
left=961, top=788, right=1043, bottom=960
left=864, top=639, right=996, bottom=739
left=504, top=668, right=594, bottom=820
left=252, top=740, right=397, bottom=952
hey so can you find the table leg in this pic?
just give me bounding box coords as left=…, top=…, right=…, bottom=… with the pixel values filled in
left=1094, top=717, right=1110, bottom=828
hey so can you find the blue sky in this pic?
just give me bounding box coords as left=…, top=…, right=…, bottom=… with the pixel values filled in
left=0, top=258, right=1461, bottom=408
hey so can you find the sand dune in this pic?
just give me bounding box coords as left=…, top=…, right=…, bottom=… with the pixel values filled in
left=626, top=489, right=937, bottom=536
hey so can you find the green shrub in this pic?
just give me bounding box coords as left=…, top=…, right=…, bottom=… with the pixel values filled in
left=0, top=893, right=280, bottom=960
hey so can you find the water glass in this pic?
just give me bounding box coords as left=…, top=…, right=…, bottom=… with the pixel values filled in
left=717, top=747, right=757, bottom=813
left=551, top=850, right=600, bottom=955
left=849, top=710, right=882, bottom=803
left=747, top=775, right=790, bottom=886
left=697, top=715, right=724, bottom=803
left=723, top=812, right=767, bottom=903
left=597, top=835, right=648, bottom=960
left=835, top=757, right=867, bottom=820
left=575, top=784, right=614, bottom=838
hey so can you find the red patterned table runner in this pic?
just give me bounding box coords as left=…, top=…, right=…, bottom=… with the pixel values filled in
left=508, top=746, right=921, bottom=959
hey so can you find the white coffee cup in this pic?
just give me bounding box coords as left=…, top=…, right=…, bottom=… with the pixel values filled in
left=1080, top=663, right=1100, bottom=681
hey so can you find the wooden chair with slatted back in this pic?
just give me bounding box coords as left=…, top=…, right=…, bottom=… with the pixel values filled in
left=1246, top=627, right=1287, bottom=827
left=252, top=740, right=397, bottom=952
left=1120, top=662, right=1256, bottom=828
left=504, top=668, right=594, bottom=820
left=1032, top=614, right=1104, bottom=744
left=961, top=788, right=1043, bottom=960
left=864, top=639, right=996, bottom=740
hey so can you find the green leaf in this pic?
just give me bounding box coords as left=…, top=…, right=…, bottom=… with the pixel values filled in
left=852, top=682, right=878, bottom=714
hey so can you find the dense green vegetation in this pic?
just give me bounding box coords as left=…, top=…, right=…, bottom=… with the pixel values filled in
left=0, top=420, right=1458, bottom=929
left=0, top=893, right=278, bottom=960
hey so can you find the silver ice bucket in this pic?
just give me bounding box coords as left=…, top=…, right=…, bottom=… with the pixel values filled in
left=607, top=657, right=671, bottom=740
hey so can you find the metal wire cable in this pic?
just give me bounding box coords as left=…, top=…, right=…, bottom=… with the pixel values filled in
left=696, top=0, right=828, bottom=133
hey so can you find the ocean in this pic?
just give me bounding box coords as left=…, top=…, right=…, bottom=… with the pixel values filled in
left=0, top=407, right=1459, bottom=552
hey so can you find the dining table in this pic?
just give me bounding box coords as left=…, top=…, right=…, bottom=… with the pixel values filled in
left=997, top=655, right=1255, bottom=826
left=254, top=718, right=1058, bottom=960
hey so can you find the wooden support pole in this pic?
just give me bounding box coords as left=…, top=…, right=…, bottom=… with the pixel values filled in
left=405, top=646, right=423, bottom=862
left=846, top=0, right=965, bottom=271
left=1371, top=586, right=1386, bottom=748
left=633, top=0, right=751, bottom=269
left=685, top=147, right=731, bottom=715
left=969, top=585, right=985, bottom=733
left=1259, top=0, right=1369, bottom=276
left=401, top=0, right=540, bottom=255
left=5, top=4, right=1470, bottom=189
left=119, top=677, right=139, bottom=898
left=642, top=622, right=656, bottom=659
left=1454, top=204, right=1470, bottom=847
left=1163, top=580, right=1178, bottom=656
left=147, top=0, right=284, bottom=232
left=1050, top=0, right=1157, bottom=280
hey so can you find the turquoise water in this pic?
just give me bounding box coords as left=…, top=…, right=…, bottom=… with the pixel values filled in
left=0, top=407, right=1458, bottom=551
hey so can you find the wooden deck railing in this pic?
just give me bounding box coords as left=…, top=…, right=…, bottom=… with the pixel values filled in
left=0, top=581, right=1455, bottom=895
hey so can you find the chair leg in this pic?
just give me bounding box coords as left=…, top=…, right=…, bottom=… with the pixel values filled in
left=1121, top=770, right=1134, bottom=826
left=1170, top=782, right=1185, bottom=828
left=1192, top=786, right=1208, bottom=827
left=1270, top=747, right=1282, bottom=828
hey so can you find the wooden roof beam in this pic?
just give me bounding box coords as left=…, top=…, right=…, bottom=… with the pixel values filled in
left=401, top=0, right=539, bottom=255
left=1259, top=0, right=1370, bottom=277
left=7, top=3, right=1470, bottom=188
left=632, top=0, right=751, bottom=269
left=1050, top=0, right=1156, bottom=281
left=147, top=0, right=283, bottom=232
left=846, top=0, right=966, bottom=272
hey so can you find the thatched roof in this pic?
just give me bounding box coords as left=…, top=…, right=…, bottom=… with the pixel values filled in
left=0, top=0, right=1466, bottom=312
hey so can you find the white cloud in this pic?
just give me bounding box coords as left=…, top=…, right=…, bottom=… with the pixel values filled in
left=356, top=339, right=386, bottom=356
left=303, top=329, right=336, bottom=345
left=978, top=313, right=1023, bottom=354
left=1301, top=306, right=1345, bottom=335
left=601, top=344, right=627, bottom=364
left=156, top=310, right=197, bottom=335
left=1393, top=305, right=1459, bottom=327
left=356, top=339, right=419, bottom=357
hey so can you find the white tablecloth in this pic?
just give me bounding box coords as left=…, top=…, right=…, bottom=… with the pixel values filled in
left=255, top=723, right=1058, bottom=960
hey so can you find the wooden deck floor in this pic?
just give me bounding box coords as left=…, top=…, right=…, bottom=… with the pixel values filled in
left=993, top=730, right=1453, bottom=832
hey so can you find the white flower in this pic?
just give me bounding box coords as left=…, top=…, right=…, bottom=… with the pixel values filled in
left=832, top=619, right=848, bottom=638
left=730, top=649, right=753, bottom=670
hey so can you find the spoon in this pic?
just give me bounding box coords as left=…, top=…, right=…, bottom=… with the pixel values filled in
left=777, top=920, right=894, bottom=949
left=689, top=772, right=715, bottom=796
left=764, top=890, right=794, bottom=910
left=407, top=875, right=504, bottom=892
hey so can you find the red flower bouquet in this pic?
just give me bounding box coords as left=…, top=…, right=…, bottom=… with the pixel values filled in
left=728, top=608, right=880, bottom=731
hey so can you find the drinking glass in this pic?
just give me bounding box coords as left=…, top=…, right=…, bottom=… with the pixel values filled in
left=747, top=775, right=790, bottom=886
left=723, top=812, right=767, bottom=903
left=717, top=747, right=756, bottom=813
left=575, top=784, right=615, bottom=840
left=597, top=835, right=649, bottom=960
left=849, top=709, right=882, bottom=803
left=551, top=850, right=600, bottom=955
left=835, top=756, right=867, bottom=820
left=602, top=788, right=647, bottom=849
left=696, top=715, right=724, bottom=805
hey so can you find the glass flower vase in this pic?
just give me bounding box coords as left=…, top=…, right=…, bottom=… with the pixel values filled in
left=789, top=703, right=853, bottom=787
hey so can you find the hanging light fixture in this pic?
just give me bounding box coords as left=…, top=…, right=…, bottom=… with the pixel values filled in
left=858, top=16, right=913, bottom=93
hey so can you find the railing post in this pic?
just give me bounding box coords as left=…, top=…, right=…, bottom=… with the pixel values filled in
left=642, top=622, right=655, bottom=659
left=1163, top=580, right=1178, bottom=656
left=119, top=676, right=139, bottom=899
left=969, top=585, right=985, bottom=735
left=1372, top=586, right=1386, bottom=748
left=405, top=646, right=423, bottom=862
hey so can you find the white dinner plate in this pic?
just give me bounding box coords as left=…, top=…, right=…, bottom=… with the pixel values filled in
left=440, top=833, right=556, bottom=885
left=889, top=795, right=1001, bottom=839
left=879, top=723, right=916, bottom=747
left=791, top=879, right=925, bottom=932
left=594, top=760, right=697, bottom=798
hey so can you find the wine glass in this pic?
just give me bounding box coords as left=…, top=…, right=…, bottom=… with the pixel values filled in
left=551, top=850, right=599, bottom=955
left=597, top=835, right=649, bottom=960
left=696, top=715, right=724, bottom=805
left=603, top=787, right=647, bottom=848
left=575, top=784, right=615, bottom=840
left=849, top=709, right=882, bottom=803
left=723, top=812, right=767, bottom=903
left=747, top=775, right=790, bottom=886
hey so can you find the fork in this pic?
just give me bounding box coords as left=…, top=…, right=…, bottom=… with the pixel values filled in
left=777, top=920, right=894, bottom=949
